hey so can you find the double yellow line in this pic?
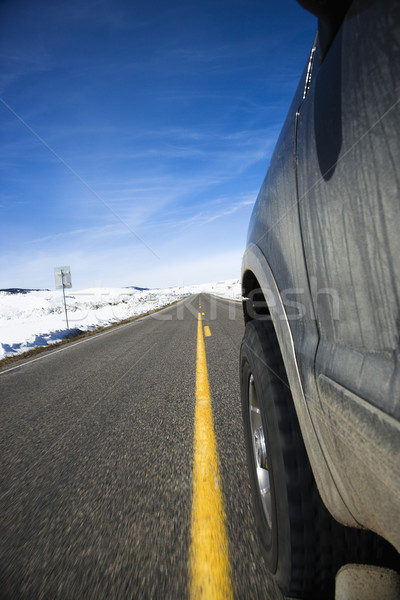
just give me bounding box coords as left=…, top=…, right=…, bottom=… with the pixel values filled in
left=190, top=312, right=233, bottom=599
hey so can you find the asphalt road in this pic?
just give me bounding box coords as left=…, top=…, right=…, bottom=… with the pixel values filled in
left=0, top=294, right=282, bottom=600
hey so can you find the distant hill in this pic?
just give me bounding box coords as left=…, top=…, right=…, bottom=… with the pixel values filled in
left=0, top=288, right=50, bottom=295
left=1, top=287, right=149, bottom=294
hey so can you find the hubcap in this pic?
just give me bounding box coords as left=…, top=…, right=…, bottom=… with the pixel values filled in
left=254, top=426, right=267, bottom=469
left=248, top=374, right=272, bottom=528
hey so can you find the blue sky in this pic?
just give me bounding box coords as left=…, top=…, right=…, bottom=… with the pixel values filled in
left=0, top=0, right=315, bottom=290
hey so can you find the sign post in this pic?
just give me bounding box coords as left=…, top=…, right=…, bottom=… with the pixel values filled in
left=54, top=266, right=72, bottom=329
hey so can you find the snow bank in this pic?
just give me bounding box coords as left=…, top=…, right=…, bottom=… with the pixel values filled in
left=0, top=279, right=241, bottom=360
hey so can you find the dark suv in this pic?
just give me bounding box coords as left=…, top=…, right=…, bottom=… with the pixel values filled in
left=240, top=0, right=400, bottom=597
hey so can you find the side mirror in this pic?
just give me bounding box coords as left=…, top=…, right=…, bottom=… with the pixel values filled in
left=296, top=0, right=352, bottom=59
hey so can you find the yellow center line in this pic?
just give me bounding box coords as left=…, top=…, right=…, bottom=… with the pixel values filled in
left=190, top=313, right=233, bottom=600
left=204, top=325, right=211, bottom=337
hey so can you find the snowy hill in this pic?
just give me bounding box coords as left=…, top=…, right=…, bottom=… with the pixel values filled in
left=0, top=280, right=241, bottom=360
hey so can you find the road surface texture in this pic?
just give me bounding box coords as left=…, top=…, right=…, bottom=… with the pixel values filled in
left=0, top=294, right=282, bottom=600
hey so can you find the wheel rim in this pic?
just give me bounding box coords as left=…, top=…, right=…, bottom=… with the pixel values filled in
left=248, top=373, right=272, bottom=528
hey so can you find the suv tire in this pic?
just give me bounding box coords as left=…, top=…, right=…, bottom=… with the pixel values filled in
left=240, top=318, right=337, bottom=598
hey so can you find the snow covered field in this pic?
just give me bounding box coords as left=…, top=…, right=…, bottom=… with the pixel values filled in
left=0, top=280, right=241, bottom=360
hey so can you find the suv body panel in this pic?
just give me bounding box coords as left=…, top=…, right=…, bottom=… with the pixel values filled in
left=243, top=0, right=400, bottom=550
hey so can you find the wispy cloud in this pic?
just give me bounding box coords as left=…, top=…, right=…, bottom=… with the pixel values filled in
left=204, top=197, right=255, bottom=223
left=151, top=193, right=256, bottom=235
left=26, top=227, right=99, bottom=245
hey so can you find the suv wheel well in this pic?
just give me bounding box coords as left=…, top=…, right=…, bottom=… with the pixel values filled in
left=242, top=270, right=270, bottom=324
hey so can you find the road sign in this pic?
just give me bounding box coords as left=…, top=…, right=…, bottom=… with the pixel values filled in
left=54, top=266, right=72, bottom=328
left=54, top=266, right=72, bottom=290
